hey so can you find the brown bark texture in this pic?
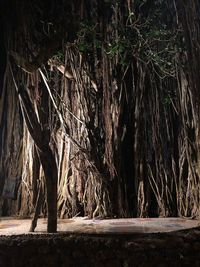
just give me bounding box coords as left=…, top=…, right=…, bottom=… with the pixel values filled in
left=0, top=0, right=200, bottom=225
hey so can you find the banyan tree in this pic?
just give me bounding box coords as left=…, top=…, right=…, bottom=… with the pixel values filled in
left=0, top=0, right=200, bottom=232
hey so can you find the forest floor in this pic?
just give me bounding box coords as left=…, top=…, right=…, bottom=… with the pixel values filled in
left=0, top=217, right=199, bottom=267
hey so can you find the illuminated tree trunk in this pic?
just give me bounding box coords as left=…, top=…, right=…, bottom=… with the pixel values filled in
left=1, top=0, right=200, bottom=226
left=16, top=84, right=58, bottom=232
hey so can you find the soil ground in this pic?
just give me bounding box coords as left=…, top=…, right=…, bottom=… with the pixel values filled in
left=0, top=217, right=199, bottom=267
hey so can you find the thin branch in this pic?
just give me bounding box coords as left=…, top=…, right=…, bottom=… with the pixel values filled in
left=10, top=63, right=46, bottom=150
left=39, top=68, right=87, bottom=153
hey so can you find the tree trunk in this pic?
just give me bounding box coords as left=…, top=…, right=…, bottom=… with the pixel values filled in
left=38, top=148, right=58, bottom=232
left=14, top=80, right=58, bottom=233
left=1, top=0, right=200, bottom=223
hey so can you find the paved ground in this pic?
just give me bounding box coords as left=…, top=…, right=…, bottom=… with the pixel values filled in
left=0, top=217, right=199, bottom=235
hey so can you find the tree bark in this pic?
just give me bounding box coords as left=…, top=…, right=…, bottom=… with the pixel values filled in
left=38, top=148, right=58, bottom=232
left=11, top=78, right=58, bottom=233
